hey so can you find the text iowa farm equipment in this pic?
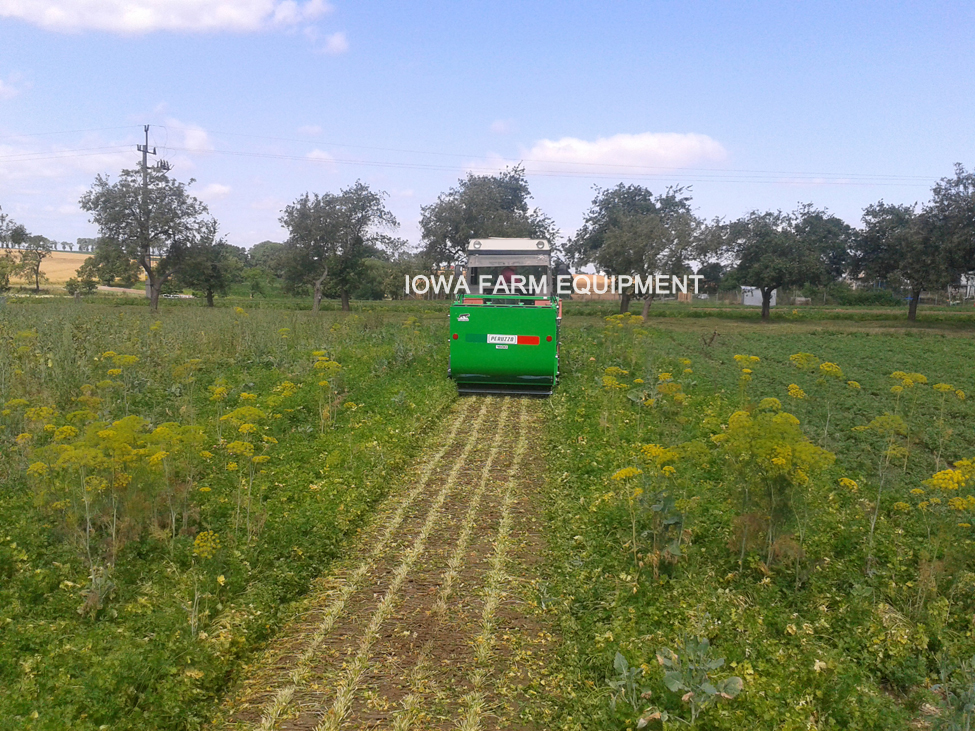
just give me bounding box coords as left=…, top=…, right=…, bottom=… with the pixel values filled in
left=448, top=238, right=561, bottom=395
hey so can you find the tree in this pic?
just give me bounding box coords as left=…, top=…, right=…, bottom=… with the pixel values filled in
left=16, top=234, right=52, bottom=292
left=280, top=181, right=398, bottom=312
left=722, top=208, right=837, bottom=321
left=0, top=205, right=12, bottom=249
left=791, top=204, right=855, bottom=302
left=65, top=270, right=98, bottom=296
left=566, top=184, right=698, bottom=315
left=696, top=261, right=725, bottom=293
left=80, top=168, right=215, bottom=311
left=174, top=231, right=246, bottom=306
left=83, top=237, right=142, bottom=287
left=420, top=166, right=557, bottom=265
left=248, top=240, right=286, bottom=275
left=855, top=202, right=950, bottom=321
left=0, top=251, right=15, bottom=292
left=9, top=223, right=28, bottom=249
left=927, top=164, right=975, bottom=278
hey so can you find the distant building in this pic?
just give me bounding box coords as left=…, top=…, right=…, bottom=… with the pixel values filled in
left=950, top=274, right=975, bottom=302
left=569, top=273, right=618, bottom=301
left=740, top=286, right=776, bottom=307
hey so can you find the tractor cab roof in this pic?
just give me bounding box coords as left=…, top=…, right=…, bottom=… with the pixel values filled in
left=468, top=238, right=550, bottom=252
left=466, top=238, right=551, bottom=269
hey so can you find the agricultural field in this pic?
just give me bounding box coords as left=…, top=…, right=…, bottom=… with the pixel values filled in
left=544, top=315, right=975, bottom=729
left=0, top=302, right=455, bottom=729
left=2, top=300, right=975, bottom=730
left=6, top=251, right=93, bottom=286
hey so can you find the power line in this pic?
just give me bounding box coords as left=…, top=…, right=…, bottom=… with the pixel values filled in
left=0, top=145, right=131, bottom=160
left=0, top=127, right=939, bottom=188
left=0, top=125, right=140, bottom=142
left=203, top=128, right=937, bottom=182
left=162, top=144, right=933, bottom=187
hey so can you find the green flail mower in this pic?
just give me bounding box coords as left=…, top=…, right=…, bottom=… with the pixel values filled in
left=448, top=238, right=561, bottom=395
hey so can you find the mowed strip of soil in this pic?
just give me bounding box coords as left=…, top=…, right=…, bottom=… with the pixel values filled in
left=210, top=395, right=557, bottom=731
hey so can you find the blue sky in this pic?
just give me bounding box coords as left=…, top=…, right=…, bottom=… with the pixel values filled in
left=1, top=1, right=973, bottom=250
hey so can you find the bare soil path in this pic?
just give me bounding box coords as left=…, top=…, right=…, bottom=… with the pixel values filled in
left=210, top=396, right=558, bottom=731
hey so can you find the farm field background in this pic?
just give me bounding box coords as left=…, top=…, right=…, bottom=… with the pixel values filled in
left=4, top=251, right=93, bottom=286
left=1, top=299, right=974, bottom=730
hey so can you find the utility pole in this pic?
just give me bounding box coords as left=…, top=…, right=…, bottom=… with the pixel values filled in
left=136, top=125, right=171, bottom=302
left=138, top=125, right=156, bottom=299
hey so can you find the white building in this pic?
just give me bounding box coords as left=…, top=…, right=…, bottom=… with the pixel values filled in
left=740, top=286, right=776, bottom=307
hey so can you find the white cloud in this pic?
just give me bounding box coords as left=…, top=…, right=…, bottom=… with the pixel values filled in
left=0, top=79, right=20, bottom=100
left=490, top=119, right=513, bottom=135
left=463, top=151, right=515, bottom=176
left=0, top=80, right=18, bottom=100
left=271, top=0, right=330, bottom=25
left=297, top=124, right=322, bottom=136
left=306, top=148, right=334, bottom=162
left=0, top=142, right=134, bottom=183
left=199, top=182, right=231, bottom=200
left=165, top=117, right=213, bottom=152
left=318, top=31, right=348, bottom=55
left=0, top=0, right=333, bottom=34
left=524, top=132, right=727, bottom=173
left=249, top=196, right=286, bottom=211
left=0, top=71, right=28, bottom=100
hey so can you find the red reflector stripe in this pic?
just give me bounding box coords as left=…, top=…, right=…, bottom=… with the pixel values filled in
left=517, top=335, right=540, bottom=345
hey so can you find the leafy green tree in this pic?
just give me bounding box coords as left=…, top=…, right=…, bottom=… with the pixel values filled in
left=86, top=237, right=142, bottom=287
left=854, top=202, right=950, bottom=321
left=16, top=234, right=52, bottom=292
left=0, top=205, right=12, bottom=249
left=174, top=232, right=245, bottom=306
left=928, top=164, right=975, bottom=278
left=9, top=223, right=28, bottom=249
left=566, top=184, right=698, bottom=315
left=0, top=251, right=16, bottom=292
left=248, top=240, right=286, bottom=274
left=420, top=165, right=557, bottom=265
left=722, top=207, right=845, bottom=321
left=76, top=237, right=97, bottom=252
left=280, top=181, right=398, bottom=312
left=241, top=268, right=264, bottom=298
left=791, top=203, right=855, bottom=301
left=64, top=272, right=98, bottom=296
left=80, top=168, right=215, bottom=311
left=696, top=261, right=725, bottom=293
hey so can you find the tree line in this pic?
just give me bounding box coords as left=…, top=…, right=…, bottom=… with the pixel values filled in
left=566, top=166, right=975, bottom=321
left=2, top=161, right=972, bottom=320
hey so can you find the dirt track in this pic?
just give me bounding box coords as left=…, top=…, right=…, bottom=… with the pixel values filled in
left=211, top=396, right=555, bottom=731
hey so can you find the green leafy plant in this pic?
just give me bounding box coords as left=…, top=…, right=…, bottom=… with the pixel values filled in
left=607, top=651, right=652, bottom=716
left=640, top=636, right=742, bottom=727
left=934, top=655, right=975, bottom=731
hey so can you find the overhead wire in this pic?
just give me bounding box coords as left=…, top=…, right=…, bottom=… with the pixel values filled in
left=0, top=125, right=937, bottom=188
left=0, top=125, right=139, bottom=141
left=204, top=128, right=934, bottom=182
left=162, top=144, right=934, bottom=187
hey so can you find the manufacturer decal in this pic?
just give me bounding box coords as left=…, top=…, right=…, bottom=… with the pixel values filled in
left=487, top=334, right=517, bottom=344
left=457, top=313, right=470, bottom=322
